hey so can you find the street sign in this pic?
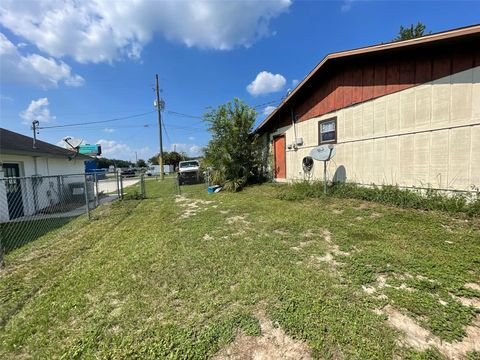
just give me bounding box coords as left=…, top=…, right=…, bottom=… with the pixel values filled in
left=78, top=144, right=101, bottom=156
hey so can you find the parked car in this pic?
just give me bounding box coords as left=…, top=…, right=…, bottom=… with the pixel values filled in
left=120, top=169, right=135, bottom=177
left=178, top=160, right=201, bottom=185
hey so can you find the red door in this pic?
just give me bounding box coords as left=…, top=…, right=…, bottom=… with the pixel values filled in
left=274, top=135, right=286, bottom=179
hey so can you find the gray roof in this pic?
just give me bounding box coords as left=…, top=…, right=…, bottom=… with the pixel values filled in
left=0, top=128, right=91, bottom=160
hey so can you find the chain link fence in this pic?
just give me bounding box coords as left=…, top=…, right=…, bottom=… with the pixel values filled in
left=0, top=172, right=145, bottom=263
left=142, top=171, right=210, bottom=199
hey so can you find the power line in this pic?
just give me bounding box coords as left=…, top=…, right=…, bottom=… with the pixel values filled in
left=38, top=111, right=156, bottom=129
left=40, top=124, right=155, bottom=132
left=167, top=110, right=204, bottom=120
left=162, top=121, right=172, bottom=145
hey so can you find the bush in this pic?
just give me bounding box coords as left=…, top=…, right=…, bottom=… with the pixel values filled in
left=277, top=181, right=480, bottom=216
left=203, top=98, right=263, bottom=191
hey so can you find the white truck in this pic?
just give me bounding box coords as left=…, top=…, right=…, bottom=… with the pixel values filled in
left=178, top=160, right=201, bottom=185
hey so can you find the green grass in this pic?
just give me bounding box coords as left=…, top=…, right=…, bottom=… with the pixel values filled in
left=0, top=217, right=74, bottom=253
left=0, top=181, right=479, bottom=359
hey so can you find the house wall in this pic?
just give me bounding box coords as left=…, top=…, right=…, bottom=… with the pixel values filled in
left=0, top=154, right=86, bottom=221
left=265, top=66, right=480, bottom=192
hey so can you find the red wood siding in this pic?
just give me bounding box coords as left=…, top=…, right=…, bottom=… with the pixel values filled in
left=293, top=49, right=477, bottom=123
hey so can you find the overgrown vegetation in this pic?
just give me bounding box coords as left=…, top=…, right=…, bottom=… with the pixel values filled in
left=278, top=181, right=480, bottom=216
left=203, top=98, right=264, bottom=191
left=1, top=181, right=479, bottom=358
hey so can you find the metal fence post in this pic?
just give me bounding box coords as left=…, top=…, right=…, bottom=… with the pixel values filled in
left=83, top=174, right=90, bottom=219
left=115, top=171, right=120, bottom=198
left=140, top=174, right=145, bottom=199
left=94, top=173, right=99, bottom=207
left=120, top=174, right=124, bottom=199
left=0, top=226, right=4, bottom=269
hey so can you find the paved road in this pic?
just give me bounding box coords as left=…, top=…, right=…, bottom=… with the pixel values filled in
left=97, top=178, right=139, bottom=194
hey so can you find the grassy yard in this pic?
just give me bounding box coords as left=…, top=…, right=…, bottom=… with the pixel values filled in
left=1, top=179, right=479, bottom=359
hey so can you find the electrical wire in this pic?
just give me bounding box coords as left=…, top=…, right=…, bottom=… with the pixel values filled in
left=41, top=124, right=155, bottom=132
left=38, top=111, right=156, bottom=129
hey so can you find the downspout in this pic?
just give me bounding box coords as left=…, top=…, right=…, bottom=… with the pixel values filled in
left=33, top=156, right=38, bottom=175
left=290, top=106, right=297, bottom=150
left=32, top=156, right=39, bottom=212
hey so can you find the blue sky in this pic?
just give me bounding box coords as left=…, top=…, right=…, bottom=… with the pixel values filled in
left=1, top=0, right=478, bottom=161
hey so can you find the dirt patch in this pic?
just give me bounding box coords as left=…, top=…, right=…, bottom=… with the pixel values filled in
left=203, top=234, right=214, bottom=241
left=465, top=283, right=480, bottom=291
left=361, top=274, right=415, bottom=295
left=306, top=229, right=348, bottom=270
left=450, top=294, right=480, bottom=310
left=332, top=209, right=344, bottom=215
left=298, top=240, right=315, bottom=248
left=303, top=229, right=315, bottom=238
left=322, top=229, right=332, bottom=243
left=226, top=215, right=251, bottom=225
left=213, top=309, right=312, bottom=360
left=370, top=212, right=383, bottom=219
left=379, top=306, right=480, bottom=358
left=175, top=195, right=215, bottom=219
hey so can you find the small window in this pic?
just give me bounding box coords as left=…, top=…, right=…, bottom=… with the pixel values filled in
left=318, top=117, right=337, bottom=144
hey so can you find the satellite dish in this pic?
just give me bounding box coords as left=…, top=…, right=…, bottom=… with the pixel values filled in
left=63, top=136, right=83, bottom=149
left=309, top=144, right=336, bottom=161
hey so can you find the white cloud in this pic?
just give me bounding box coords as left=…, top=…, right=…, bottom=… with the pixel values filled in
left=0, top=32, right=84, bottom=88
left=188, top=136, right=195, bottom=141
left=103, top=128, right=115, bottom=133
left=20, top=98, right=56, bottom=124
left=263, top=105, right=276, bottom=116
left=171, top=143, right=202, bottom=157
left=96, top=139, right=149, bottom=160
left=0, top=0, right=291, bottom=64
left=292, top=79, right=299, bottom=87
left=247, top=71, right=286, bottom=96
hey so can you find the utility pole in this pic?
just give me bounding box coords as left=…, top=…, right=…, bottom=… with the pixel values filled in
left=31, top=120, right=39, bottom=149
left=155, top=74, right=164, bottom=180
left=135, top=151, right=138, bottom=164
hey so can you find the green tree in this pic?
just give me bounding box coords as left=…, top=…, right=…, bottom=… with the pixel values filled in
left=203, top=98, right=259, bottom=191
left=149, top=152, right=185, bottom=169
left=136, top=159, right=147, bottom=168
left=393, top=22, right=430, bottom=41
left=148, top=156, right=159, bottom=165
left=164, top=151, right=184, bottom=170
left=96, top=157, right=133, bottom=169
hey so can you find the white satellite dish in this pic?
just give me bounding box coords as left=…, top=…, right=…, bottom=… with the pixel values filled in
left=309, top=144, right=336, bottom=194
left=63, top=136, right=83, bottom=149
left=309, top=144, right=336, bottom=161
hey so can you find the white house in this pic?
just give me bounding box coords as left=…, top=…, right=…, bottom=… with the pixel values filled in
left=0, top=128, right=91, bottom=221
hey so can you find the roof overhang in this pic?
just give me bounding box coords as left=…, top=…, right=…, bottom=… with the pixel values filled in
left=0, top=149, right=91, bottom=160
left=255, top=24, right=480, bottom=133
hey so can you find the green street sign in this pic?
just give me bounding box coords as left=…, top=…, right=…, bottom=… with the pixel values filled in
left=79, top=144, right=101, bottom=156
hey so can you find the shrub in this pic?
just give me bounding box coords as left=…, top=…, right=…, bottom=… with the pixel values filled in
left=203, top=98, right=263, bottom=191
